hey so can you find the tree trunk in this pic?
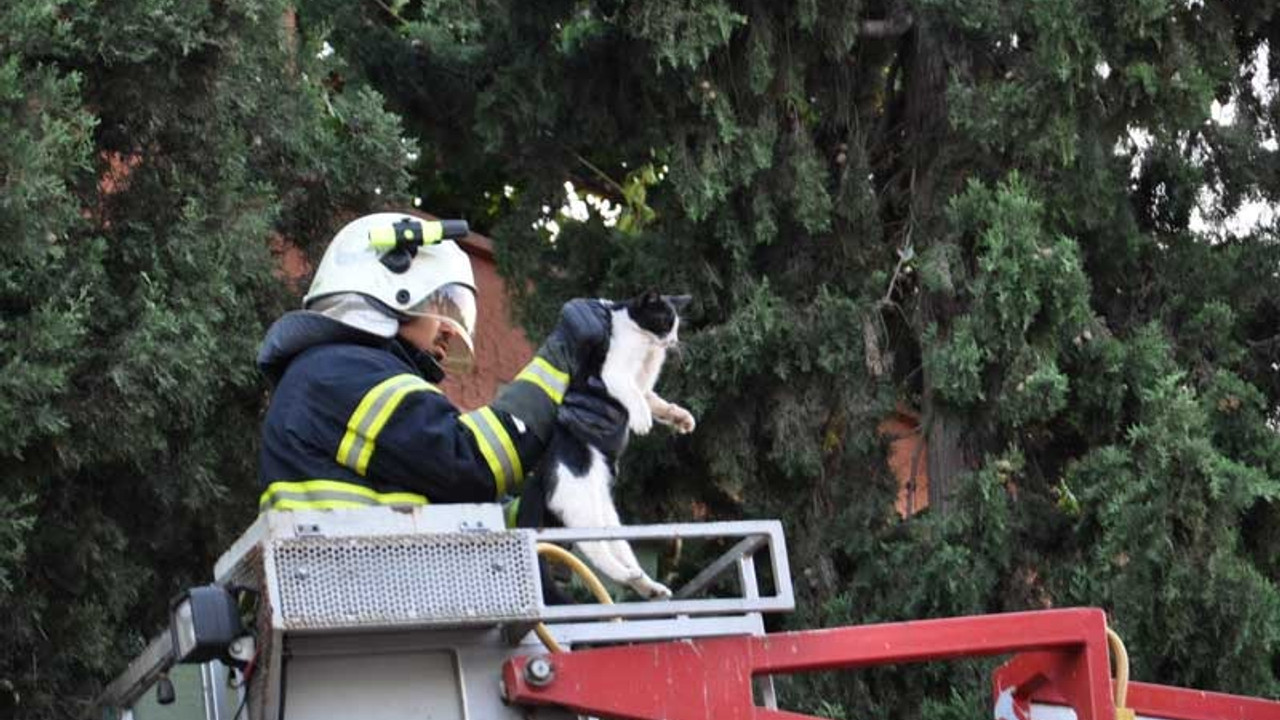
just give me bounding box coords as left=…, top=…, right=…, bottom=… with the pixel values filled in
left=905, top=15, right=972, bottom=514
left=924, top=396, right=969, bottom=515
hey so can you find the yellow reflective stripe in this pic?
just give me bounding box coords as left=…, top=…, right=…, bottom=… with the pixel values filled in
left=258, top=480, right=429, bottom=511
left=459, top=411, right=507, bottom=497
left=482, top=407, right=523, bottom=491
left=458, top=407, right=524, bottom=498
left=355, top=381, right=433, bottom=475
left=514, top=356, right=569, bottom=404
left=504, top=496, right=520, bottom=529
left=532, top=356, right=568, bottom=385
left=337, top=374, right=441, bottom=476
left=263, top=479, right=380, bottom=502
left=336, top=375, right=413, bottom=469
left=374, top=492, right=432, bottom=505
left=260, top=479, right=430, bottom=505
left=266, top=498, right=372, bottom=511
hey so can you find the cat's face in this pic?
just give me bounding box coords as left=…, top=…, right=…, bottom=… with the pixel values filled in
left=624, top=290, right=692, bottom=344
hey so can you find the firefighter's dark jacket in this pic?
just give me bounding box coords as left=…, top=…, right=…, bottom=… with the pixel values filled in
left=257, top=311, right=555, bottom=512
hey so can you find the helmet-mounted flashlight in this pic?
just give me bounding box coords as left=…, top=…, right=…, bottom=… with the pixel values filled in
left=369, top=218, right=469, bottom=251
left=370, top=217, right=470, bottom=273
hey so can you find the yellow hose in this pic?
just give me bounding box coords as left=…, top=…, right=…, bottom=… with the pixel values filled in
left=1106, top=626, right=1133, bottom=720
left=533, top=543, right=614, bottom=653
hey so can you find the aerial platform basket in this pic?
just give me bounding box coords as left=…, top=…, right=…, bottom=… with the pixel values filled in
left=97, top=505, right=1280, bottom=720
left=99, top=504, right=793, bottom=720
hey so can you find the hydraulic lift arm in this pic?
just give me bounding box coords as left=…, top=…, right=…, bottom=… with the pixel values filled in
left=501, top=608, right=1280, bottom=720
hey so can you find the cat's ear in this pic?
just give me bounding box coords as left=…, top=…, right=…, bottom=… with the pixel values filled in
left=641, top=289, right=662, bottom=305
left=664, top=294, right=693, bottom=311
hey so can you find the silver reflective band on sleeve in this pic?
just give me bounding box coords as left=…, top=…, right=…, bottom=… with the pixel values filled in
left=514, top=357, right=569, bottom=404
left=459, top=407, right=524, bottom=497
left=337, top=374, right=441, bottom=476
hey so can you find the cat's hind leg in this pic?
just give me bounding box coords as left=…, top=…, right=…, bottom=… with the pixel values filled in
left=594, top=484, right=672, bottom=599
left=547, top=451, right=658, bottom=595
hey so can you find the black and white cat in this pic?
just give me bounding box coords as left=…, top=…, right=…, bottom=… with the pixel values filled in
left=520, top=291, right=695, bottom=600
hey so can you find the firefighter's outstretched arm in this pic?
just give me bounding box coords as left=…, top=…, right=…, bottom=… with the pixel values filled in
left=361, top=299, right=611, bottom=503
left=489, top=298, right=610, bottom=442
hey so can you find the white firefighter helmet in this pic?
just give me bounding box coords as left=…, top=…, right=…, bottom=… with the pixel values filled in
left=305, top=212, right=478, bottom=373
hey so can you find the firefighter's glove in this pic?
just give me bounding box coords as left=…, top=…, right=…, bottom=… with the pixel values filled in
left=491, top=299, right=611, bottom=444
left=558, top=377, right=631, bottom=457
left=540, top=298, right=611, bottom=379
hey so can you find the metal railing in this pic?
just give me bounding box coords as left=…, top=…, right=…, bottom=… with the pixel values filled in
left=535, top=520, right=793, bottom=622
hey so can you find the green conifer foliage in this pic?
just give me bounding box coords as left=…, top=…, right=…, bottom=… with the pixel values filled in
left=313, top=0, right=1280, bottom=712
left=1, top=2, right=413, bottom=714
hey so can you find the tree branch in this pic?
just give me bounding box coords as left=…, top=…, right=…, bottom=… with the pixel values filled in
left=1247, top=333, right=1280, bottom=351
left=859, top=13, right=915, bottom=39
left=880, top=241, right=913, bottom=307
left=368, top=0, right=405, bottom=25
left=569, top=150, right=628, bottom=197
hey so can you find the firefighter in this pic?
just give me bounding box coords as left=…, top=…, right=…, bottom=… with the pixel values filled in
left=256, top=212, right=607, bottom=517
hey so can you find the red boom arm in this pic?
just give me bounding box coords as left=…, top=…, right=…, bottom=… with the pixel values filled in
left=500, top=608, right=1280, bottom=720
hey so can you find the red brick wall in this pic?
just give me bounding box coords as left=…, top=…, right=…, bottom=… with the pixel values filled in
left=878, top=407, right=930, bottom=517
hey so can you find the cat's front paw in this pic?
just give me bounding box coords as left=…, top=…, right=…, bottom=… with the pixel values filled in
left=628, top=406, right=654, bottom=435
left=666, top=404, right=696, bottom=434
left=630, top=575, right=672, bottom=600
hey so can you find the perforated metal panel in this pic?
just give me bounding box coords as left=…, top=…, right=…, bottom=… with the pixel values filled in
left=272, top=531, right=540, bottom=630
